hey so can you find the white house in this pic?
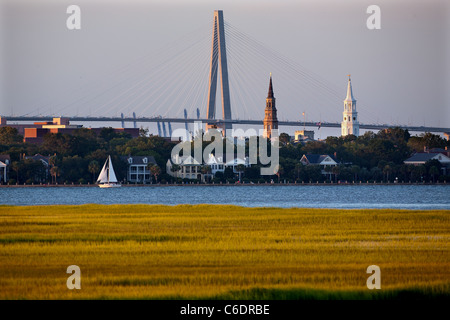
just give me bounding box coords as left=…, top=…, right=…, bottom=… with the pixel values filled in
left=205, top=154, right=225, bottom=176
left=166, top=155, right=203, bottom=181
left=0, top=155, right=10, bottom=183
left=300, top=154, right=338, bottom=179
left=404, top=152, right=450, bottom=175
left=225, top=157, right=250, bottom=173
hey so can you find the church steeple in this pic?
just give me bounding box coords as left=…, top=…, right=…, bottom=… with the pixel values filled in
left=341, top=75, right=359, bottom=137
left=263, top=73, right=278, bottom=139
left=267, top=73, right=274, bottom=98
left=345, top=75, right=355, bottom=102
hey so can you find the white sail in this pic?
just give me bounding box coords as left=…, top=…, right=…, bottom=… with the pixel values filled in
left=108, top=156, right=118, bottom=183
left=96, top=158, right=109, bottom=183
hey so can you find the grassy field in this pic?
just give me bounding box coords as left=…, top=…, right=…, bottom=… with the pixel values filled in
left=0, top=204, right=449, bottom=299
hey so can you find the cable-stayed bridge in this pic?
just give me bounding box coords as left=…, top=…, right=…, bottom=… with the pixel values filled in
left=6, top=11, right=450, bottom=136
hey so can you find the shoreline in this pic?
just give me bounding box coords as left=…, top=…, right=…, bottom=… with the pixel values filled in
left=0, top=181, right=448, bottom=188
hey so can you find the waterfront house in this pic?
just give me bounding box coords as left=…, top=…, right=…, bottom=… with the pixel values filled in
left=404, top=152, right=450, bottom=175
left=121, top=155, right=157, bottom=183
left=0, top=155, right=10, bottom=183
left=166, top=155, right=203, bottom=181
left=300, top=154, right=338, bottom=179
left=205, top=153, right=225, bottom=176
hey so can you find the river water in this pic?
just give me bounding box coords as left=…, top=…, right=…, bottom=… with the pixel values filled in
left=0, top=185, right=449, bottom=209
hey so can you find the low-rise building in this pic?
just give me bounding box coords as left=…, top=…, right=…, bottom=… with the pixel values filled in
left=1, top=117, right=140, bottom=143
left=404, top=152, right=450, bottom=175
left=404, top=152, right=450, bottom=166
left=205, top=154, right=225, bottom=176
left=0, top=155, right=10, bottom=183
left=167, top=153, right=250, bottom=182
left=294, top=130, right=315, bottom=143
left=121, top=155, right=157, bottom=183
left=166, top=155, right=202, bottom=181
left=300, top=154, right=338, bottom=179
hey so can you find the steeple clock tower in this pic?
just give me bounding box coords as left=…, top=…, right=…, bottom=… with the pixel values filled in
left=341, top=75, right=359, bottom=137
left=263, top=74, right=278, bottom=139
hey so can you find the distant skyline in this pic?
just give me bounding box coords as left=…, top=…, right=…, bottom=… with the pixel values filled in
left=0, top=0, right=449, bottom=137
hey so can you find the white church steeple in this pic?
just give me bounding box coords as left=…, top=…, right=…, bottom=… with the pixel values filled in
left=341, top=75, right=359, bottom=137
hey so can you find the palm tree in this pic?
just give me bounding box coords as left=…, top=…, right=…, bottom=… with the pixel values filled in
left=295, top=163, right=303, bottom=180
left=11, top=161, right=20, bottom=183
left=170, top=164, right=181, bottom=173
left=150, top=165, right=161, bottom=183
left=50, top=166, right=61, bottom=184
left=88, top=160, right=99, bottom=183
left=275, top=164, right=283, bottom=183
left=236, top=164, right=246, bottom=182
left=383, top=165, right=392, bottom=182
left=351, top=165, right=360, bottom=182
left=429, top=166, right=439, bottom=183
left=324, top=165, right=332, bottom=181
left=332, top=165, right=340, bottom=183
left=201, top=165, right=212, bottom=183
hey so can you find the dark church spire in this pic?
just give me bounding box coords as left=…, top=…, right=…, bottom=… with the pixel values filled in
left=267, top=73, right=274, bottom=98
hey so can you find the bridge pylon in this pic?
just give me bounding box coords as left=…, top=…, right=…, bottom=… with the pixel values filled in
left=206, top=10, right=232, bottom=132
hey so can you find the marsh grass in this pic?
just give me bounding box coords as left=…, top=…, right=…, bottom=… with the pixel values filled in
left=0, top=204, right=449, bottom=299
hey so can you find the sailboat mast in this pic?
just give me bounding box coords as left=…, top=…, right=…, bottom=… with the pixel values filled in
left=107, top=156, right=111, bottom=183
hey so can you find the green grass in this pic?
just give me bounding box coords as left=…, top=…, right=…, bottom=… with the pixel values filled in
left=0, top=204, right=449, bottom=299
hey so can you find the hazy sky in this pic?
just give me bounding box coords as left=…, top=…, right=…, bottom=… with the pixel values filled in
left=0, top=0, right=449, bottom=136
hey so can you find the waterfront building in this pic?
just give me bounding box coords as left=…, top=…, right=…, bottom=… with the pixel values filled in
left=300, top=154, right=338, bottom=180
left=404, top=151, right=450, bottom=175
left=166, top=155, right=203, bottom=181
left=121, top=155, right=157, bottom=183
left=0, top=155, right=10, bottom=183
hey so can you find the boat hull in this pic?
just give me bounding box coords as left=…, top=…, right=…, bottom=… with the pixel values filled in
left=99, top=183, right=122, bottom=188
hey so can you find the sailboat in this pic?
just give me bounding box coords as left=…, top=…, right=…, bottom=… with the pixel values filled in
left=97, top=155, right=121, bottom=188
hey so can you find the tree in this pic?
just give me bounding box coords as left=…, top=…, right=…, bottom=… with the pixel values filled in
left=370, top=167, right=382, bottom=182
left=383, top=164, right=393, bottom=182
left=429, top=166, right=439, bottom=183
left=50, top=166, right=61, bottom=184
left=332, top=166, right=340, bottom=183
left=170, top=164, right=181, bottom=174
left=295, top=163, right=303, bottom=180
left=201, top=165, right=212, bottom=183
left=275, top=164, right=283, bottom=183
left=279, top=133, right=291, bottom=145
left=139, top=127, right=149, bottom=137
left=224, top=167, right=234, bottom=180
left=88, top=160, right=100, bottom=183
left=351, top=165, right=360, bottom=182
left=10, top=161, right=20, bottom=183
left=236, top=164, right=246, bottom=182
left=149, top=165, right=161, bottom=183
left=0, top=127, right=22, bottom=145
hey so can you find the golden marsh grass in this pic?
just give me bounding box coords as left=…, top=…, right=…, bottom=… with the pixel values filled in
left=0, top=204, right=449, bottom=299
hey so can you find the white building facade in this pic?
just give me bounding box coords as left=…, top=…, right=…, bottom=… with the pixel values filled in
left=341, top=76, right=360, bottom=137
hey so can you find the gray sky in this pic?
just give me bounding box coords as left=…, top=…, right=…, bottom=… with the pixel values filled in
left=0, top=0, right=449, bottom=137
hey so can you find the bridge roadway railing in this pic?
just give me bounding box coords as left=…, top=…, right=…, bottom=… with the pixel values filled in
left=5, top=116, right=450, bottom=133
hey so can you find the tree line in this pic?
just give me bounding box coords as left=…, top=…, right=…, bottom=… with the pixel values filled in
left=0, top=126, right=449, bottom=184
